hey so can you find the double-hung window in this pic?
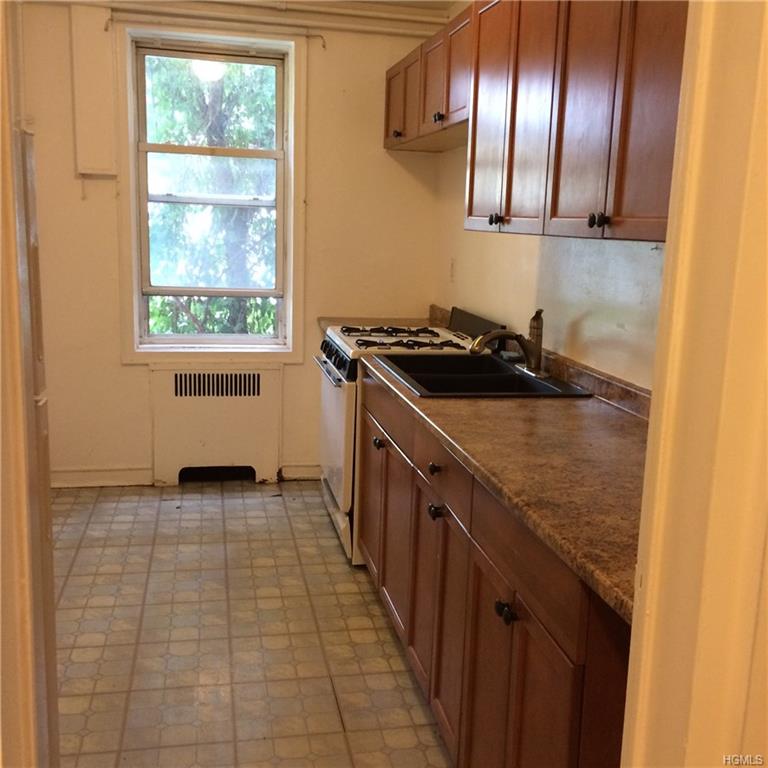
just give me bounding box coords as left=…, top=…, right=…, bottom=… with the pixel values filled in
left=135, top=45, right=285, bottom=343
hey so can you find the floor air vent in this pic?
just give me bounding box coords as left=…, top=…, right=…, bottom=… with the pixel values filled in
left=150, top=368, right=280, bottom=486
left=174, top=372, right=260, bottom=398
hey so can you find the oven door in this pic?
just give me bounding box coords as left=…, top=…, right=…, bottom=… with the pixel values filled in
left=314, top=354, right=356, bottom=521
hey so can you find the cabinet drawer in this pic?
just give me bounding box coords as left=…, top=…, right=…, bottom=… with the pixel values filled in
left=413, top=425, right=472, bottom=529
left=362, top=371, right=414, bottom=456
left=471, top=480, right=588, bottom=661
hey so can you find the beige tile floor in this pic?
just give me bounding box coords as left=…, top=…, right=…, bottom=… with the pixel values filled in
left=52, top=481, right=451, bottom=768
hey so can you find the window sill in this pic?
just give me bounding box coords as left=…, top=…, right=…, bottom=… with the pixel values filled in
left=122, top=342, right=303, bottom=366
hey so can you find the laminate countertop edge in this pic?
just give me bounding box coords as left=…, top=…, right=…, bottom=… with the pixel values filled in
left=361, top=357, right=645, bottom=624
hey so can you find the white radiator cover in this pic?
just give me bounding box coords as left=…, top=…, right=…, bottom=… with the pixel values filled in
left=150, top=368, right=280, bottom=485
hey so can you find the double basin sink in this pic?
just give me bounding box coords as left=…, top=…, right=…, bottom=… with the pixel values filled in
left=374, top=354, right=591, bottom=398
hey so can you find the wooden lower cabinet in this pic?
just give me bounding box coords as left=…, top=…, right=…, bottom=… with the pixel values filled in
left=359, top=374, right=630, bottom=768
left=406, top=478, right=442, bottom=692
left=429, top=502, right=470, bottom=761
left=379, top=439, right=414, bottom=640
left=460, top=544, right=583, bottom=768
left=407, top=475, right=470, bottom=762
left=358, top=410, right=385, bottom=583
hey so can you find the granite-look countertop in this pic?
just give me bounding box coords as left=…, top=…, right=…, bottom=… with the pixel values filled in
left=362, top=357, right=648, bottom=624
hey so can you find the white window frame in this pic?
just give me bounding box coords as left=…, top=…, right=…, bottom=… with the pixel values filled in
left=115, top=23, right=306, bottom=364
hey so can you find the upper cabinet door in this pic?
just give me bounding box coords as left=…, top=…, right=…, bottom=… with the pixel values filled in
left=384, top=63, right=406, bottom=148
left=420, top=6, right=473, bottom=137
left=402, top=49, right=422, bottom=143
left=544, top=1, right=623, bottom=238
left=465, top=0, right=516, bottom=231
left=500, top=1, right=559, bottom=234
left=604, top=1, right=688, bottom=241
left=444, top=6, right=473, bottom=127
left=419, top=29, right=447, bottom=136
left=384, top=48, right=421, bottom=148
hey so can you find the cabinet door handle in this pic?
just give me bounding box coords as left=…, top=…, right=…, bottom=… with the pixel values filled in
left=427, top=503, right=444, bottom=520
left=373, top=436, right=386, bottom=450
left=587, top=212, right=597, bottom=228
left=392, top=130, right=403, bottom=138
left=489, top=212, right=503, bottom=225
left=596, top=212, right=611, bottom=227
left=427, top=462, right=442, bottom=476
left=494, top=600, right=518, bottom=626
left=435, top=111, right=445, bottom=122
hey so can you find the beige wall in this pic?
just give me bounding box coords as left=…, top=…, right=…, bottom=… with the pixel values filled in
left=21, top=4, right=444, bottom=483
left=434, top=147, right=664, bottom=389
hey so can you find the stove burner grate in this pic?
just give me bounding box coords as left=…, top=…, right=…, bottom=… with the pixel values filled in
left=355, top=338, right=467, bottom=351
left=341, top=325, right=440, bottom=338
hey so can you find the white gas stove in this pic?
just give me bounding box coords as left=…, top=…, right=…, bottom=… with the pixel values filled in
left=315, top=311, right=505, bottom=563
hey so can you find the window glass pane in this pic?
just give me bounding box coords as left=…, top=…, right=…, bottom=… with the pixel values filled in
left=148, top=153, right=276, bottom=202
left=144, top=54, right=277, bottom=149
left=148, top=203, right=276, bottom=290
left=147, top=296, right=279, bottom=336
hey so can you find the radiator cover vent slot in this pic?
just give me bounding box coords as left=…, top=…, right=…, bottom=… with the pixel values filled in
left=174, top=372, right=260, bottom=398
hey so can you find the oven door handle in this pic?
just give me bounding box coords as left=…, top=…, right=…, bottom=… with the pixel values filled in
left=313, top=355, right=345, bottom=388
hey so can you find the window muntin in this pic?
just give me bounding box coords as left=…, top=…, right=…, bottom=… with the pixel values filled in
left=135, top=46, right=285, bottom=341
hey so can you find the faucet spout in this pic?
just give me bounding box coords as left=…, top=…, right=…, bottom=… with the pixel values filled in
left=468, top=310, right=545, bottom=377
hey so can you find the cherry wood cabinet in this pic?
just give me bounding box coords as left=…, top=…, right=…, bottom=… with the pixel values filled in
left=407, top=474, right=470, bottom=762
left=358, top=410, right=385, bottom=583
left=378, top=436, right=414, bottom=640
left=358, top=408, right=414, bottom=640
left=603, top=1, right=688, bottom=241
left=545, top=0, right=687, bottom=240
left=359, top=368, right=630, bottom=768
left=466, top=0, right=559, bottom=234
left=384, top=7, right=472, bottom=151
left=465, top=0, right=686, bottom=240
left=544, top=1, right=623, bottom=239
left=384, top=48, right=421, bottom=148
left=460, top=500, right=584, bottom=768
left=419, top=6, right=473, bottom=136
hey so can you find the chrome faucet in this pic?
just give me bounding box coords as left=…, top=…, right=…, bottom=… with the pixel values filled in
left=469, top=309, right=545, bottom=377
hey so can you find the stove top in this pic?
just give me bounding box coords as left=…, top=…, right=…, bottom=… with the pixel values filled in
left=340, top=325, right=440, bottom=338
left=325, top=325, right=473, bottom=359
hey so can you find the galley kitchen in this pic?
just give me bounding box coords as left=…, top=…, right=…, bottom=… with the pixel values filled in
left=2, top=2, right=765, bottom=767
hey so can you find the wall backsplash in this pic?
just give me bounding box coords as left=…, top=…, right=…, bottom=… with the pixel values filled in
left=435, top=146, right=664, bottom=390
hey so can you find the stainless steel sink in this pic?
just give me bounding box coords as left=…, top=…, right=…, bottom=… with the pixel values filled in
left=374, top=354, right=591, bottom=398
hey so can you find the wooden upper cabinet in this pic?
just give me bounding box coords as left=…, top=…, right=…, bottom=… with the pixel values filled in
left=419, top=6, right=473, bottom=136
left=465, top=0, right=516, bottom=231
left=604, top=1, right=688, bottom=241
left=384, top=48, right=421, bottom=148
left=500, top=0, right=559, bottom=234
left=466, top=0, right=559, bottom=233
left=544, top=1, right=623, bottom=238
left=545, top=0, right=687, bottom=240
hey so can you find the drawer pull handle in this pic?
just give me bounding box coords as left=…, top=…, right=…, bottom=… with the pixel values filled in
left=373, top=437, right=386, bottom=450
left=427, top=503, right=444, bottom=520
left=427, top=462, right=442, bottom=476
left=494, top=600, right=518, bottom=626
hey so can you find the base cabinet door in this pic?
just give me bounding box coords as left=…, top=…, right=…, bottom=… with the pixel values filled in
left=406, top=478, right=442, bottom=693
left=358, top=410, right=385, bottom=583
left=429, top=504, right=470, bottom=762
left=379, top=441, right=414, bottom=640
left=459, top=545, right=516, bottom=767
left=506, top=594, right=583, bottom=768
left=460, top=544, right=584, bottom=768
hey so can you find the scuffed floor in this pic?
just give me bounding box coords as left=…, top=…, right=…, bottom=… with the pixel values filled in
left=51, top=480, right=450, bottom=767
